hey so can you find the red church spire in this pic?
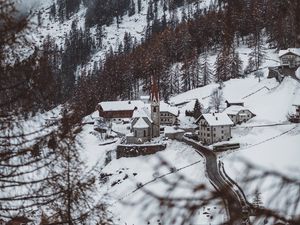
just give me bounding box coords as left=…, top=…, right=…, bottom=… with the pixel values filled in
left=151, top=76, right=159, bottom=103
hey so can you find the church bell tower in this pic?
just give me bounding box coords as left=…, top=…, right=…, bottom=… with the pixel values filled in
left=150, top=76, right=160, bottom=138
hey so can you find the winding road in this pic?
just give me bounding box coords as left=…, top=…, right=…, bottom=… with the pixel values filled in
left=181, top=137, right=251, bottom=225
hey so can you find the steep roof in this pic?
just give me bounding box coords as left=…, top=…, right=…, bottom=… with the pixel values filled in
left=160, top=101, right=179, bottom=116
left=151, top=76, right=160, bottom=103
left=98, top=100, right=144, bottom=111
left=278, top=48, right=300, bottom=58
left=198, top=113, right=234, bottom=126
left=132, top=107, right=153, bottom=123
left=133, top=117, right=150, bottom=129
left=225, top=98, right=244, bottom=103
left=223, top=105, right=254, bottom=115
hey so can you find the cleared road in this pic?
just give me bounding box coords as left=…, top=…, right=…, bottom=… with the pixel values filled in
left=181, top=137, right=250, bottom=225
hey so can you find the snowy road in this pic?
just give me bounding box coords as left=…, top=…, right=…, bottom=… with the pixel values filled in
left=181, top=137, right=250, bottom=225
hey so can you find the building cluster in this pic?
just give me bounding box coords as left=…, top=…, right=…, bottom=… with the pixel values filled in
left=96, top=77, right=179, bottom=144
left=196, top=99, right=256, bottom=145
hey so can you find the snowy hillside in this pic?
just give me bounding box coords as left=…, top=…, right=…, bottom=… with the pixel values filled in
left=3, top=0, right=300, bottom=224
left=17, top=0, right=213, bottom=70
left=77, top=68, right=300, bottom=224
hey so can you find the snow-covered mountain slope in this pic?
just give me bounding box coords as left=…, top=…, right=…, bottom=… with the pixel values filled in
left=78, top=70, right=300, bottom=224
left=18, top=0, right=213, bottom=69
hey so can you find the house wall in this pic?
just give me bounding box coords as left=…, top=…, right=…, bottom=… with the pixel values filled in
left=98, top=108, right=134, bottom=120
left=198, top=119, right=231, bottom=145
left=228, top=110, right=254, bottom=125
left=127, top=127, right=151, bottom=144
left=280, top=54, right=300, bottom=68
left=160, top=112, right=176, bottom=125
left=228, top=114, right=238, bottom=124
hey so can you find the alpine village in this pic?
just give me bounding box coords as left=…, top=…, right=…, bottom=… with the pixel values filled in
left=1, top=1, right=300, bottom=225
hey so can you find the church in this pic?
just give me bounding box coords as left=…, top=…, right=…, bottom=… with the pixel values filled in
left=126, top=77, right=160, bottom=144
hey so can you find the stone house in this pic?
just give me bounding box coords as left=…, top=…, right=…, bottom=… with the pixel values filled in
left=159, top=101, right=179, bottom=126
left=196, top=113, right=234, bottom=145
left=223, top=105, right=256, bottom=125
left=279, top=48, right=300, bottom=68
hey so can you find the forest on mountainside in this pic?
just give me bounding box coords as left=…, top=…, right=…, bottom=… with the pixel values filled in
left=2, top=0, right=300, bottom=115
left=1, top=1, right=300, bottom=224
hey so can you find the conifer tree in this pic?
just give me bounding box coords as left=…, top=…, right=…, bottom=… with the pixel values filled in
left=201, top=52, right=213, bottom=86
left=193, top=99, right=202, bottom=119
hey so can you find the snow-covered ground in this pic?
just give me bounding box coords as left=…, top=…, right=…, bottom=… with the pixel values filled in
left=73, top=41, right=300, bottom=224
left=81, top=120, right=226, bottom=224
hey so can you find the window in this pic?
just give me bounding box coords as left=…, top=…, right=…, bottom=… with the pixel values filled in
left=214, top=134, right=216, bottom=137
left=221, top=130, right=224, bottom=134
left=207, top=127, right=210, bottom=131
left=207, top=133, right=210, bottom=137
left=144, top=130, right=146, bottom=137
left=153, top=107, right=157, bottom=112
left=221, top=136, right=224, bottom=139
left=134, top=130, right=137, bottom=137
left=221, top=126, right=224, bottom=128
left=214, top=128, right=216, bottom=131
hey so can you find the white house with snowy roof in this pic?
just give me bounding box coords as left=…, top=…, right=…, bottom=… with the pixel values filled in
left=278, top=48, right=300, bottom=68
left=196, top=113, right=234, bottom=145
left=223, top=105, right=256, bottom=125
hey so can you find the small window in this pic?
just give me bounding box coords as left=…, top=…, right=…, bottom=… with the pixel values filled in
left=214, top=128, right=216, bottom=131
left=221, top=136, right=224, bottom=139
left=214, top=134, right=216, bottom=137
left=207, top=127, right=210, bottom=131
left=144, top=130, right=146, bottom=137
left=135, top=130, right=137, bottom=137
left=207, top=133, right=210, bottom=137
left=153, top=107, right=157, bottom=112
left=221, top=126, right=224, bottom=128
left=221, top=130, right=224, bottom=134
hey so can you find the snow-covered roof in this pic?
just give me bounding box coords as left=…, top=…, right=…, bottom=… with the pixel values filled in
left=292, top=98, right=300, bottom=106
left=98, top=100, right=144, bottom=111
left=132, top=107, right=153, bottom=122
left=278, top=48, right=300, bottom=58
left=133, top=117, right=150, bottom=129
left=223, top=105, right=253, bottom=115
left=160, top=101, right=179, bottom=116
left=200, top=113, right=234, bottom=126
left=140, top=95, right=150, bottom=100
left=225, top=98, right=244, bottom=103
left=164, top=126, right=184, bottom=134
